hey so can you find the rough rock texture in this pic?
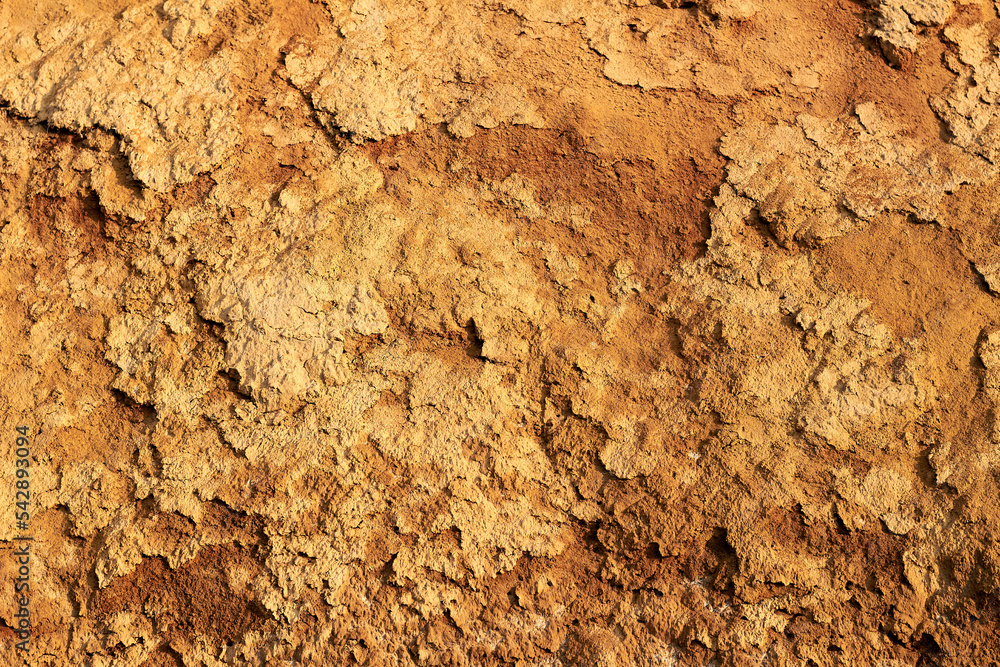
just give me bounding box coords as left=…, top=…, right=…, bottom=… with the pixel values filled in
left=1, top=0, right=999, bottom=666
left=871, top=0, right=954, bottom=67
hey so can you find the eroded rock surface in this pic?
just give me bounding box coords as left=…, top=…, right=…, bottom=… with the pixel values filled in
left=0, top=0, right=999, bottom=666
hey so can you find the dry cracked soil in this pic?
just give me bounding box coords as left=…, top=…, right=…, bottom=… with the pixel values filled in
left=1, top=0, right=1000, bottom=665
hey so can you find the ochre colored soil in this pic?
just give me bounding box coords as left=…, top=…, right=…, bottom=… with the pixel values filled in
left=1, top=0, right=999, bottom=665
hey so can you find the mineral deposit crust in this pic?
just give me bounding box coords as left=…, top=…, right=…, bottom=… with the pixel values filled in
left=0, top=0, right=999, bottom=665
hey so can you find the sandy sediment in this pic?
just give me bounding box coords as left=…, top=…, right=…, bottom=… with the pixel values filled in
left=0, top=0, right=999, bottom=665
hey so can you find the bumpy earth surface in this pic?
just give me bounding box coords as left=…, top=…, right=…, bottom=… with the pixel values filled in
left=1, top=0, right=999, bottom=665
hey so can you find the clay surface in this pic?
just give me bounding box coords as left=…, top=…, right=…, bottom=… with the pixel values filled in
left=0, top=0, right=999, bottom=665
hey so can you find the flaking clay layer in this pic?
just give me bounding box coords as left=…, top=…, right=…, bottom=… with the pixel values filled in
left=0, top=0, right=999, bottom=665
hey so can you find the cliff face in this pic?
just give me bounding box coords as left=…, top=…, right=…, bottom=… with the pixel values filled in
left=0, top=0, right=998, bottom=665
